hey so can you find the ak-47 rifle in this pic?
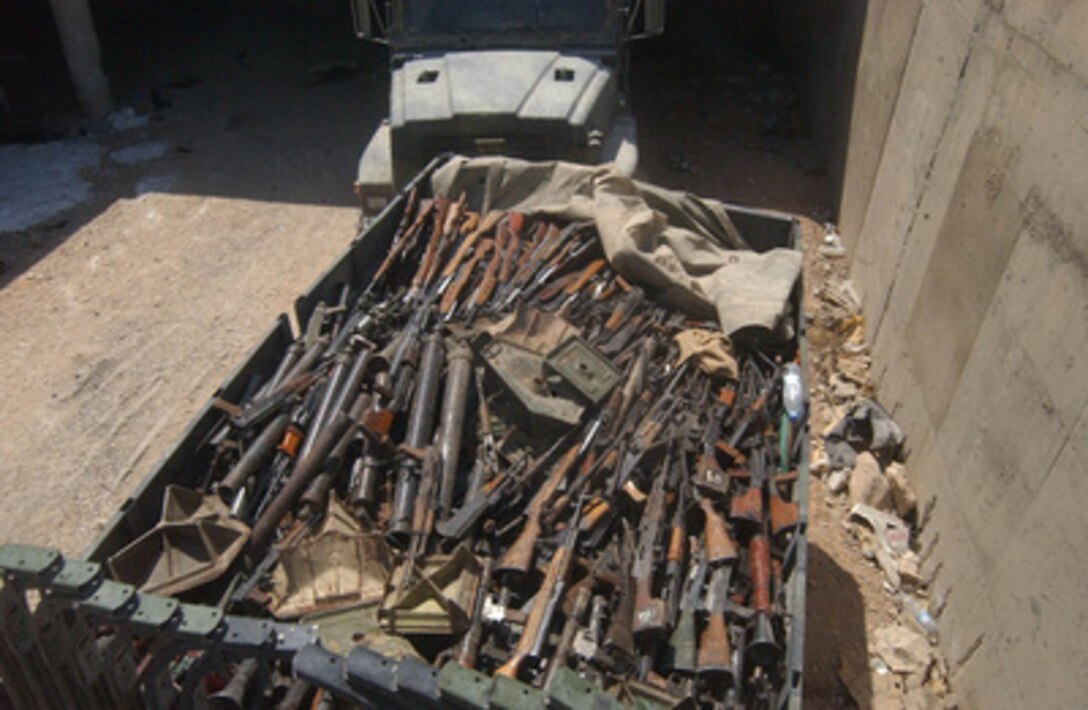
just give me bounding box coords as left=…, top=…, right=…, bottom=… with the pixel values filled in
left=495, top=497, right=584, bottom=680
left=436, top=209, right=503, bottom=295
left=439, top=238, right=493, bottom=318
left=697, top=565, right=735, bottom=684
left=496, top=415, right=601, bottom=576
left=435, top=430, right=572, bottom=542
left=663, top=545, right=706, bottom=675
left=631, top=443, right=672, bottom=638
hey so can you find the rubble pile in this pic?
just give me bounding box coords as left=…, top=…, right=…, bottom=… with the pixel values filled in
left=99, top=189, right=807, bottom=707
left=806, top=234, right=957, bottom=709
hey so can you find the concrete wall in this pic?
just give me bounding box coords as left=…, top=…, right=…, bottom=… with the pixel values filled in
left=839, top=0, right=1088, bottom=706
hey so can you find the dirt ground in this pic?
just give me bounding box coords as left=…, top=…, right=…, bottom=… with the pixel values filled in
left=0, top=2, right=922, bottom=707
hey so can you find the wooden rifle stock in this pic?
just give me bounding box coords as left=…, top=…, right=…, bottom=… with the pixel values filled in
left=697, top=612, right=733, bottom=675
left=497, top=441, right=581, bottom=575
left=495, top=515, right=579, bottom=680
left=749, top=534, right=772, bottom=615
left=769, top=489, right=800, bottom=536
left=409, top=196, right=450, bottom=293
left=441, top=209, right=502, bottom=280
left=700, top=498, right=737, bottom=565
left=564, top=258, right=607, bottom=296
left=439, top=239, right=492, bottom=315
left=498, top=221, right=519, bottom=283
left=470, top=229, right=505, bottom=310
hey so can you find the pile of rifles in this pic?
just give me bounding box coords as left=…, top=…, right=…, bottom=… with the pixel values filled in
left=197, top=189, right=805, bottom=708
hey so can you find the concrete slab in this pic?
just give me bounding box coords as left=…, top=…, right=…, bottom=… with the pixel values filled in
left=851, top=0, right=981, bottom=339
left=989, top=208, right=1088, bottom=431
left=903, top=124, right=1022, bottom=428
left=934, top=303, right=1070, bottom=565
left=1005, top=0, right=1088, bottom=84
left=869, top=15, right=1007, bottom=384
left=985, top=419, right=1088, bottom=705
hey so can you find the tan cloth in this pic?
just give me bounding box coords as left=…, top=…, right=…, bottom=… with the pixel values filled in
left=431, top=156, right=802, bottom=336
left=481, top=301, right=582, bottom=354
left=675, top=329, right=738, bottom=381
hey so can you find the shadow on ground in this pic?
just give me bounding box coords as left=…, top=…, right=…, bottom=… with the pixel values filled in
left=804, top=543, right=871, bottom=708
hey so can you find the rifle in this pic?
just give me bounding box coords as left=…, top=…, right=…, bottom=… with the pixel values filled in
left=406, top=196, right=449, bottom=302
left=439, top=238, right=492, bottom=317
left=697, top=565, right=734, bottom=684
left=368, top=189, right=427, bottom=292
left=249, top=408, right=353, bottom=550
left=437, top=209, right=503, bottom=295
left=663, top=546, right=706, bottom=674
left=388, top=333, right=445, bottom=544
left=631, top=444, right=671, bottom=638
left=696, top=486, right=737, bottom=566
left=664, top=459, right=689, bottom=627
left=496, top=416, right=600, bottom=576
left=747, top=532, right=780, bottom=669
left=717, top=362, right=780, bottom=464
left=435, top=432, right=569, bottom=542
left=463, top=225, right=505, bottom=321
left=544, top=585, right=592, bottom=688
left=495, top=498, right=583, bottom=680
left=602, top=523, right=637, bottom=670
left=458, top=556, right=494, bottom=669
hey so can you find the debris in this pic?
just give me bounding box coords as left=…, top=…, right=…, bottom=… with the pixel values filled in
left=850, top=503, right=911, bottom=556
left=898, top=591, right=938, bottom=640
left=848, top=452, right=892, bottom=510
left=836, top=279, right=863, bottom=315
left=824, top=398, right=904, bottom=469
left=897, top=551, right=924, bottom=589
left=810, top=449, right=831, bottom=477
left=107, top=106, right=150, bottom=132
left=887, top=462, right=918, bottom=517
left=817, top=225, right=846, bottom=259
left=872, top=624, right=933, bottom=676
left=829, top=372, right=859, bottom=403
left=826, top=468, right=850, bottom=495
left=110, top=141, right=169, bottom=165
left=835, top=355, right=870, bottom=386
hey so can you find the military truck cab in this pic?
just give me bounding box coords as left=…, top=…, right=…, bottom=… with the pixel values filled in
left=351, top=0, right=664, bottom=214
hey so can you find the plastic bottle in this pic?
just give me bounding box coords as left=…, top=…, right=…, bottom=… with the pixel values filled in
left=899, top=592, right=938, bottom=641
left=782, top=362, right=804, bottom=422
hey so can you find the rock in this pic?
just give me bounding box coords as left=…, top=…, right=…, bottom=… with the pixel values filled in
left=873, top=624, right=933, bottom=676
left=830, top=373, right=859, bottom=402
left=849, top=453, right=893, bottom=510
left=887, top=462, right=918, bottom=517
left=827, top=468, right=850, bottom=495
left=903, top=687, right=939, bottom=710
left=837, top=355, right=870, bottom=385
left=898, top=551, right=924, bottom=589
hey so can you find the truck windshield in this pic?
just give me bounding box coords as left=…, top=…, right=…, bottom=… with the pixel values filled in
left=401, top=0, right=611, bottom=39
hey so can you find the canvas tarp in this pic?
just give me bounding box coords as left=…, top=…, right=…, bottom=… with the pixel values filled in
left=431, top=156, right=802, bottom=337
